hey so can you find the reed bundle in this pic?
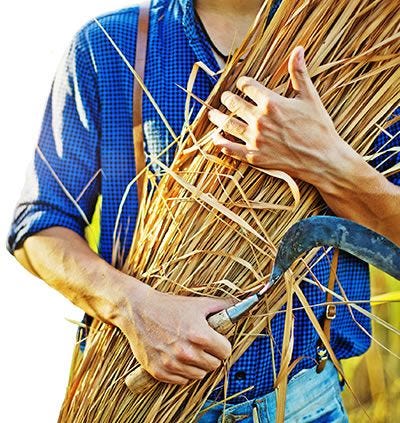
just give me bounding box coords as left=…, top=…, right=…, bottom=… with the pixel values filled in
left=59, top=0, right=400, bottom=422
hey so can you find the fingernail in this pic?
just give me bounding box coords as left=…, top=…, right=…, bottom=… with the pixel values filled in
left=221, top=91, right=232, bottom=103
left=237, top=76, right=247, bottom=89
left=211, top=131, right=220, bottom=144
left=298, top=47, right=305, bottom=68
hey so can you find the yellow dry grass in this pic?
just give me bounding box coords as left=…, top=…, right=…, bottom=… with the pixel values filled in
left=343, top=270, right=400, bottom=422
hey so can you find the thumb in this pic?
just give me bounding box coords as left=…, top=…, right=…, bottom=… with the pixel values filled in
left=200, top=296, right=236, bottom=316
left=288, top=46, right=314, bottom=96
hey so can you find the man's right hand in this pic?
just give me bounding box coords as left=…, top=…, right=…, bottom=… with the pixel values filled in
left=118, top=283, right=233, bottom=385
left=14, top=227, right=233, bottom=385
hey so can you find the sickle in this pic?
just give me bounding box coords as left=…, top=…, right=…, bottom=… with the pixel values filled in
left=126, top=216, right=400, bottom=393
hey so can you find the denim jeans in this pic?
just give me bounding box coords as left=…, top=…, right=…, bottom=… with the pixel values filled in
left=196, top=361, right=348, bottom=422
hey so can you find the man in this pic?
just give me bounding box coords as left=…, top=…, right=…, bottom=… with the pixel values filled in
left=7, top=0, right=400, bottom=421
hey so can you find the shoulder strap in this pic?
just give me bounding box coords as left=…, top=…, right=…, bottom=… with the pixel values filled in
left=316, top=248, right=339, bottom=373
left=133, top=2, right=150, bottom=205
left=74, top=3, right=151, bottom=354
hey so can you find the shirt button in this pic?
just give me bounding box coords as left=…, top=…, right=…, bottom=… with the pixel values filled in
left=224, top=415, right=237, bottom=423
left=234, top=371, right=246, bottom=381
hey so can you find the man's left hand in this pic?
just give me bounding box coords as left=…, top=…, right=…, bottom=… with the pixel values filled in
left=208, top=46, right=352, bottom=186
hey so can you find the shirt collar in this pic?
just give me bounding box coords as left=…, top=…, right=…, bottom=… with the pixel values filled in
left=178, top=0, right=193, bottom=15
left=178, top=0, right=221, bottom=78
left=177, top=0, right=283, bottom=80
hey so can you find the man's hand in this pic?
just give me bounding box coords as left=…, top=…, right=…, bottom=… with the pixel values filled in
left=15, top=227, right=233, bottom=386
left=119, top=285, right=233, bottom=385
left=208, top=46, right=351, bottom=186
left=207, top=46, right=400, bottom=245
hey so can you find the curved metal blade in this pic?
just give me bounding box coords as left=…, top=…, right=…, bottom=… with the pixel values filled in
left=264, top=216, right=400, bottom=293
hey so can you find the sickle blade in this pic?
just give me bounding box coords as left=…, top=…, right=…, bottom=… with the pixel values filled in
left=266, top=216, right=400, bottom=291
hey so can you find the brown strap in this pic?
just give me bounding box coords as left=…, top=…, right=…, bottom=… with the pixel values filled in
left=316, top=248, right=339, bottom=373
left=133, top=2, right=150, bottom=205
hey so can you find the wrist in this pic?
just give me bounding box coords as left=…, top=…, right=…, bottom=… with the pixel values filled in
left=309, top=138, right=363, bottom=195
left=104, top=267, right=152, bottom=332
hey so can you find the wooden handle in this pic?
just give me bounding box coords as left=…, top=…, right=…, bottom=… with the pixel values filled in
left=124, top=310, right=233, bottom=394
left=206, top=309, right=233, bottom=334
left=125, top=367, right=156, bottom=394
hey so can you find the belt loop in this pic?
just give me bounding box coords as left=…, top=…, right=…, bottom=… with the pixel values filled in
left=252, top=404, right=260, bottom=423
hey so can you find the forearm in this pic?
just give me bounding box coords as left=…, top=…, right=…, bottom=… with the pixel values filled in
left=312, top=144, right=400, bottom=245
left=207, top=48, right=400, bottom=248
left=14, top=227, right=148, bottom=327
left=14, top=226, right=232, bottom=384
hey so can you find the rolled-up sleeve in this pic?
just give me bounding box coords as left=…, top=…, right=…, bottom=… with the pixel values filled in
left=7, top=26, right=101, bottom=254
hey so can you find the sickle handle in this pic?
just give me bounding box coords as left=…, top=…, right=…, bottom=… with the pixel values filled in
left=206, top=309, right=234, bottom=334
left=125, top=368, right=156, bottom=394
left=124, top=310, right=233, bottom=394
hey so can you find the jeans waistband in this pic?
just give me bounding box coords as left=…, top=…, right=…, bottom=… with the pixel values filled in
left=197, top=361, right=346, bottom=423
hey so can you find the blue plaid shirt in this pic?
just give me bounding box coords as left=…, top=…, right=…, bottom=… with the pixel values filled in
left=8, top=0, right=400, bottom=402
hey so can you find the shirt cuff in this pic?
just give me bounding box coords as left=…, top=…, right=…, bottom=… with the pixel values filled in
left=7, top=203, right=86, bottom=255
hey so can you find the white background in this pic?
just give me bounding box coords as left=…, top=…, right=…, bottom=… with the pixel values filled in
left=0, top=2, right=136, bottom=422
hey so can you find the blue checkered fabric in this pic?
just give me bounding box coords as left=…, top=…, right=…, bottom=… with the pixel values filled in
left=7, top=0, right=400, bottom=403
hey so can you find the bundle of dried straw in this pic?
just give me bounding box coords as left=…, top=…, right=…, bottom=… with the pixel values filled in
left=59, top=0, right=400, bottom=422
